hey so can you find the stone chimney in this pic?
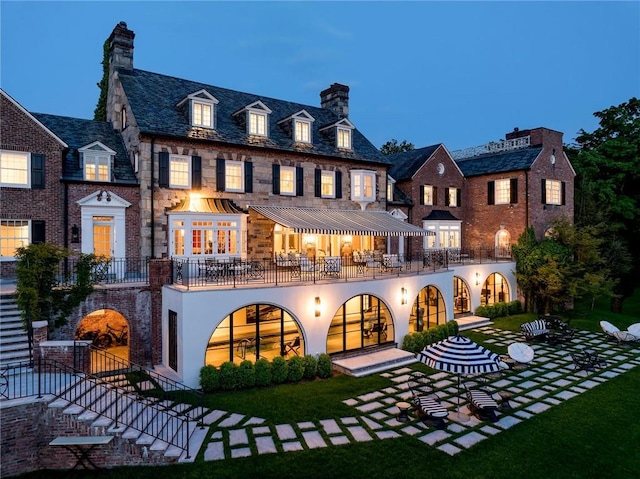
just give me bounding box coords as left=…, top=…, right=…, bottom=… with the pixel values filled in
left=108, top=21, right=135, bottom=71
left=320, top=83, right=349, bottom=118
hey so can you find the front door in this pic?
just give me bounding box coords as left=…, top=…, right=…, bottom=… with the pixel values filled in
left=93, top=216, right=114, bottom=258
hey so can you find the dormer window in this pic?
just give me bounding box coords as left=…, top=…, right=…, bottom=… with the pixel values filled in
left=320, top=118, right=355, bottom=151
left=278, top=110, right=315, bottom=144
left=295, top=119, right=311, bottom=143
left=177, top=90, right=219, bottom=129
left=79, top=142, right=115, bottom=182
left=235, top=101, right=272, bottom=138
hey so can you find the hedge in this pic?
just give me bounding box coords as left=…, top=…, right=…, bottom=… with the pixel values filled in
left=200, top=353, right=331, bottom=392
left=401, top=321, right=460, bottom=353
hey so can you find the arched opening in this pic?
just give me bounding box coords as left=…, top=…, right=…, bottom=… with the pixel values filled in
left=327, top=294, right=393, bottom=354
left=75, top=309, right=129, bottom=372
left=409, top=285, right=446, bottom=333
left=480, top=272, right=510, bottom=305
left=495, top=228, right=511, bottom=258
left=205, top=304, right=304, bottom=367
left=453, top=276, right=471, bottom=315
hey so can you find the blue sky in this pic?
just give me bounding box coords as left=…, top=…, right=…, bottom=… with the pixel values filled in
left=2, top=1, right=638, bottom=151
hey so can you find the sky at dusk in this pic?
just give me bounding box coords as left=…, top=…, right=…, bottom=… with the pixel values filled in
left=1, top=1, right=638, bottom=151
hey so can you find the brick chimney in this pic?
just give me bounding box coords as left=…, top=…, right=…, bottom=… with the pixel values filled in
left=506, top=127, right=563, bottom=148
left=108, top=21, right=135, bottom=72
left=320, top=83, right=349, bottom=118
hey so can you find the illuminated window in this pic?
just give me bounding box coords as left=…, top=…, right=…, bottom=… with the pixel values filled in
left=0, top=220, right=29, bottom=257
left=249, top=112, right=267, bottom=136
left=447, top=187, right=459, bottom=207
left=170, top=155, right=190, bottom=188
left=168, top=216, right=242, bottom=258
left=295, top=120, right=311, bottom=143
left=0, top=151, right=29, bottom=187
left=495, top=179, right=510, bottom=204
left=80, top=142, right=115, bottom=183
left=225, top=161, right=243, bottom=192
left=193, top=101, right=213, bottom=128
left=545, top=179, right=561, bottom=205
left=351, top=170, right=376, bottom=202
left=422, top=185, right=434, bottom=205
left=321, top=171, right=335, bottom=198
left=280, top=166, right=296, bottom=195
left=337, top=127, right=351, bottom=149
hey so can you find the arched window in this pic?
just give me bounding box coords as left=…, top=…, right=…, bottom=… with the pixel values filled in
left=409, top=285, right=446, bottom=333
left=205, top=304, right=304, bottom=367
left=495, top=228, right=511, bottom=258
left=480, top=273, right=510, bottom=306
left=453, top=277, right=471, bottom=314
left=327, top=295, right=393, bottom=354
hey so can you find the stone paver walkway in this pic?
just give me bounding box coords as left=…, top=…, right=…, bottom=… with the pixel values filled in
left=200, top=328, right=640, bottom=460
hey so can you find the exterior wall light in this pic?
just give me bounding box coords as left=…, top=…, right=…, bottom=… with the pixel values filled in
left=401, top=287, right=408, bottom=305
left=315, top=297, right=321, bottom=317
left=476, top=272, right=480, bottom=286
left=71, top=224, right=80, bottom=243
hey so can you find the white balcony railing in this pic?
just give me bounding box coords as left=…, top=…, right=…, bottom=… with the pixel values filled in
left=451, top=136, right=530, bottom=160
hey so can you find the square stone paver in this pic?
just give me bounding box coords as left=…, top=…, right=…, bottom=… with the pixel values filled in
left=330, top=435, right=351, bottom=445
left=256, top=436, right=277, bottom=454
left=320, top=419, right=342, bottom=435
left=282, top=441, right=304, bottom=452
left=302, top=430, right=327, bottom=449
left=455, top=431, right=487, bottom=448
left=230, top=447, right=252, bottom=459
left=276, top=424, right=297, bottom=440
left=229, top=429, right=248, bottom=446
left=376, top=430, right=401, bottom=440
left=204, top=441, right=225, bottom=461
left=419, top=429, right=451, bottom=445
left=347, top=426, right=373, bottom=442
left=437, top=443, right=463, bottom=455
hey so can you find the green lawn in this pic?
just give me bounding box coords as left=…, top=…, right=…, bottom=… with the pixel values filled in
left=17, top=290, right=640, bottom=479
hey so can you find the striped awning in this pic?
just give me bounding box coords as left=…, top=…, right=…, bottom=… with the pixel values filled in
left=250, top=205, right=432, bottom=236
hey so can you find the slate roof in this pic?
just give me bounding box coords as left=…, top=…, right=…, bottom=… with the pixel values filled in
left=422, top=210, right=460, bottom=221
left=388, top=185, right=413, bottom=207
left=118, top=68, right=388, bottom=165
left=387, top=144, right=441, bottom=180
left=33, top=113, right=137, bottom=184
left=454, top=147, right=543, bottom=177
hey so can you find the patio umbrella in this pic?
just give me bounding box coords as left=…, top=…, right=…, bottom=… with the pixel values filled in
left=415, top=334, right=502, bottom=422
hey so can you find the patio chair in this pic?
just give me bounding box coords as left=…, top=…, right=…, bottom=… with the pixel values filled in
left=284, top=336, right=301, bottom=356
left=464, top=382, right=499, bottom=422
left=407, top=373, right=448, bottom=428
left=520, top=319, right=549, bottom=342
left=629, top=323, right=640, bottom=337
left=600, top=320, right=620, bottom=341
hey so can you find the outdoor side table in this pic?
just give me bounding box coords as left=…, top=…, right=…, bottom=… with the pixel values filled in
left=396, top=401, right=412, bottom=422
left=49, top=435, right=114, bottom=469
left=498, top=391, right=514, bottom=411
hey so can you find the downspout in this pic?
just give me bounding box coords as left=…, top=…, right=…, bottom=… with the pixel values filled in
left=150, top=137, right=155, bottom=258
left=63, top=182, right=69, bottom=249
left=525, top=170, right=529, bottom=228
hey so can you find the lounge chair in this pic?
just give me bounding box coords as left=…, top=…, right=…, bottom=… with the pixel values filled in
left=464, top=383, right=499, bottom=422
left=629, top=323, right=640, bottom=337
left=600, top=320, right=620, bottom=341
left=284, top=336, right=301, bottom=356
left=520, top=319, right=549, bottom=341
left=507, top=342, right=535, bottom=368
left=407, top=373, right=448, bottom=428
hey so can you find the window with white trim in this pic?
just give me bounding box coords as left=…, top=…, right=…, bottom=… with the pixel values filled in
left=249, top=112, right=267, bottom=136
left=422, top=185, right=434, bottom=205
left=321, top=171, right=335, bottom=198
left=170, top=155, right=191, bottom=188
left=225, top=161, right=244, bottom=192
left=84, top=153, right=110, bottom=182
left=545, top=179, right=562, bottom=205
left=294, top=119, right=311, bottom=143
left=495, top=179, right=510, bottom=205
left=0, top=151, right=30, bottom=187
left=192, top=101, right=214, bottom=128
left=169, top=215, right=242, bottom=258
left=280, top=166, right=296, bottom=196
left=0, top=220, right=29, bottom=257
left=422, top=221, right=462, bottom=250
left=351, top=170, right=376, bottom=202
left=337, top=127, right=352, bottom=149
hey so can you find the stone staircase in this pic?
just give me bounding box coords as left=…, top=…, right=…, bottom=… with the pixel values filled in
left=0, top=290, right=31, bottom=367
left=48, top=374, right=210, bottom=462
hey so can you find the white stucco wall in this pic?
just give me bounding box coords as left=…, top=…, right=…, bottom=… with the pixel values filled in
left=162, top=262, right=516, bottom=388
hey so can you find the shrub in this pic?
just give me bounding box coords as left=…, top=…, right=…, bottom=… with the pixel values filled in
left=402, top=333, right=418, bottom=352
left=199, top=365, right=219, bottom=392
left=238, top=360, right=256, bottom=389
left=254, top=358, right=272, bottom=387
left=451, top=319, right=460, bottom=336
left=218, top=361, right=238, bottom=391
left=508, top=300, right=523, bottom=315
left=475, top=305, right=491, bottom=318
left=446, top=320, right=457, bottom=337
left=317, top=353, right=333, bottom=378
left=271, top=356, right=289, bottom=384
left=421, top=329, right=432, bottom=347
left=287, top=355, right=305, bottom=382
left=302, top=355, right=317, bottom=380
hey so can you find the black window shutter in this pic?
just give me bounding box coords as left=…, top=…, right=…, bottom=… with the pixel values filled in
left=296, top=167, right=304, bottom=196
left=445, top=188, right=450, bottom=206
left=335, top=171, right=342, bottom=198
left=31, top=154, right=45, bottom=189
left=244, top=161, right=253, bottom=193
left=541, top=179, right=547, bottom=204
left=456, top=188, right=462, bottom=207
left=32, top=220, right=45, bottom=244
left=191, top=155, right=202, bottom=190
left=419, top=185, right=425, bottom=205
left=433, top=186, right=437, bottom=205
left=488, top=181, right=495, bottom=205
left=216, top=158, right=225, bottom=191
left=510, top=178, right=518, bottom=204
left=159, top=152, right=170, bottom=187
left=272, top=164, right=280, bottom=195
left=315, top=169, right=322, bottom=197
left=561, top=181, right=566, bottom=205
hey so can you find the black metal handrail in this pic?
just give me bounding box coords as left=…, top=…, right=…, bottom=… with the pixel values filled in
left=173, top=247, right=511, bottom=288
left=55, top=257, right=150, bottom=286
left=1, top=356, right=197, bottom=458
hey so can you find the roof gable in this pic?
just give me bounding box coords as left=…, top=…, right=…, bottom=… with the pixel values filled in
left=387, top=144, right=441, bottom=180
left=176, top=89, right=219, bottom=107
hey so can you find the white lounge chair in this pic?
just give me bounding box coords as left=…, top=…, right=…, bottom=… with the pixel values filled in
left=628, top=323, right=640, bottom=337
left=507, top=342, right=535, bottom=366
left=600, top=320, right=620, bottom=341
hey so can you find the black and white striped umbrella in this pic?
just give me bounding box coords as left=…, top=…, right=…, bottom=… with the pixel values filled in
left=415, top=335, right=502, bottom=421
left=416, top=334, right=502, bottom=375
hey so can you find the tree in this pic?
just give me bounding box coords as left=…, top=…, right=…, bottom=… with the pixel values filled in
left=15, top=243, right=104, bottom=360
left=380, top=139, right=414, bottom=156
left=568, top=97, right=640, bottom=311
left=93, top=38, right=110, bottom=121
